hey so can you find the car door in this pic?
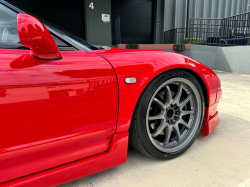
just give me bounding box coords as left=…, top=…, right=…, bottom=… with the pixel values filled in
left=0, top=4, right=118, bottom=183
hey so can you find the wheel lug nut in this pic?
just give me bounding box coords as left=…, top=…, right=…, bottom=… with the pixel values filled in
left=176, top=111, right=180, bottom=115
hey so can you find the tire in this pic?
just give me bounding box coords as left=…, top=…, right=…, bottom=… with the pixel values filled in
left=129, top=70, right=205, bottom=159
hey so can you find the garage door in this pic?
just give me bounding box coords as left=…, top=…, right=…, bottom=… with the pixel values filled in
left=112, top=0, right=154, bottom=44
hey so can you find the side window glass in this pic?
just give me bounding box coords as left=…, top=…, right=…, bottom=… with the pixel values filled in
left=0, top=4, right=20, bottom=45
left=52, top=35, right=68, bottom=47
left=51, top=33, right=77, bottom=51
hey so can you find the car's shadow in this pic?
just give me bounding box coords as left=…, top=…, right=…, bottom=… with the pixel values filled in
left=60, top=132, right=208, bottom=187
left=59, top=144, right=162, bottom=187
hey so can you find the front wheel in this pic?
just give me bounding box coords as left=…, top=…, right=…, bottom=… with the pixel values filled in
left=129, top=70, right=205, bottom=159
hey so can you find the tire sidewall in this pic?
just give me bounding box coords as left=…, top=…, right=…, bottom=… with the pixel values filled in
left=135, top=70, right=205, bottom=159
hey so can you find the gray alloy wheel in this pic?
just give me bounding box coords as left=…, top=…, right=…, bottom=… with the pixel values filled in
left=146, top=78, right=202, bottom=153
left=129, top=70, right=205, bottom=159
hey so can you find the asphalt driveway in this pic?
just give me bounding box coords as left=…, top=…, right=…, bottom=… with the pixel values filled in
left=61, top=71, right=250, bottom=187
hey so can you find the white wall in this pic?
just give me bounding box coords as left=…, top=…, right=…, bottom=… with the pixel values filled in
left=167, top=45, right=250, bottom=75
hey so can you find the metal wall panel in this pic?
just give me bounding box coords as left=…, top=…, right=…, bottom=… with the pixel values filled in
left=164, top=0, right=250, bottom=31
left=174, top=0, right=188, bottom=29
left=164, top=0, right=176, bottom=31
left=154, top=0, right=165, bottom=44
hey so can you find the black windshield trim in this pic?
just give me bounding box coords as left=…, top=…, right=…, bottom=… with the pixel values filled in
left=0, top=0, right=24, bottom=13
left=58, top=47, right=77, bottom=51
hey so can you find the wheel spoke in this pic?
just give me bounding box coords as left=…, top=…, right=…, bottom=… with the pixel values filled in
left=148, top=111, right=165, bottom=121
left=178, top=118, right=191, bottom=129
left=172, top=124, right=181, bottom=142
left=181, top=109, right=195, bottom=116
left=163, top=124, right=172, bottom=145
left=153, top=98, right=167, bottom=110
left=173, top=84, right=183, bottom=105
left=179, top=93, right=191, bottom=108
left=146, top=77, right=201, bottom=152
left=151, top=119, right=167, bottom=137
left=165, top=86, right=173, bottom=107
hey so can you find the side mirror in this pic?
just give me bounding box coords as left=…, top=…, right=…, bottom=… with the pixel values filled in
left=17, top=13, right=62, bottom=60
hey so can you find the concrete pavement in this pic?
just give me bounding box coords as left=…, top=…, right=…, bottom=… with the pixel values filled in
left=61, top=71, right=250, bottom=187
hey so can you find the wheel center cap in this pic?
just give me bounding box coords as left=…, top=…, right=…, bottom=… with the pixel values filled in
left=166, top=109, right=174, bottom=119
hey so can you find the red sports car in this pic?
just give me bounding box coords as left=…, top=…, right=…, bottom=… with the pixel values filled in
left=0, top=1, right=222, bottom=186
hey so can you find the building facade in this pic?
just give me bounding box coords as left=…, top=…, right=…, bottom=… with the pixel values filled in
left=5, top=0, right=250, bottom=46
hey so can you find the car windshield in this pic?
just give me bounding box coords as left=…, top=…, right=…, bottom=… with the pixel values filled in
left=42, top=20, right=99, bottom=51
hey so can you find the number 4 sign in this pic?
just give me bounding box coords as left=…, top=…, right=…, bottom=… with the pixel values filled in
left=89, top=2, right=94, bottom=9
